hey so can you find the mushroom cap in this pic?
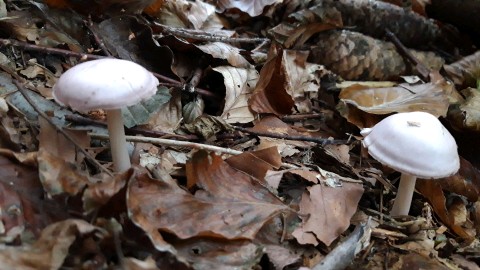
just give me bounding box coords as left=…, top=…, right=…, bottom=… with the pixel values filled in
left=361, top=112, right=459, bottom=179
left=53, top=58, right=159, bottom=112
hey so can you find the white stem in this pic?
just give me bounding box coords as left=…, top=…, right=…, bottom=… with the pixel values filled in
left=106, top=109, right=130, bottom=172
left=390, top=173, right=417, bottom=216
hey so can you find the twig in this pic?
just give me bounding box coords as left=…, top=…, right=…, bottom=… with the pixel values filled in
left=11, top=80, right=113, bottom=176
left=90, top=133, right=243, bottom=155
left=0, top=38, right=103, bottom=60
left=85, top=16, right=112, bottom=57
left=233, top=126, right=351, bottom=145
left=152, top=22, right=270, bottom=44
left=0, top=38, right=218, bottom=99
left=385, top=29, right=430, bottom=81
left=281, top=113, right=325, bottom=122
left=64, top=114, right=199, bottom=140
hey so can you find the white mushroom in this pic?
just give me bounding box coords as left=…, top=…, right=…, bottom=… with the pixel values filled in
left=361, top=111, right=460, bottom=216
left=53, top=58, right=159, bottom=172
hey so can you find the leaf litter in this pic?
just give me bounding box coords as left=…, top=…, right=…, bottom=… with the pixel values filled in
left=0, top=0, right=480, bottom=269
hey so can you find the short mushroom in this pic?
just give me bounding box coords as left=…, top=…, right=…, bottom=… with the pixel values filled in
left=361, top=111, right=459, bottom=216
left=53, top=58, right=159, bottom=172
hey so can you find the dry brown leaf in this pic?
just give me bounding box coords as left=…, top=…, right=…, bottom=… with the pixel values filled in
left=249, top=45, right=323, bottom=115
left=38, top=117, right=89, bottom=164
left=0, top=149, right=63, bottom=237
left=0, top=219, right=102, bottom=270
left=390, top=253, right=450, bottom=270
left=160, top=0, right=223, bottom=30
left=214, top=66, right=258, bottom=123
left=436, top=158, right=480, bottom=203
left=197, top=42, right=252, bottom=68
left=147, top=88, right=182, bottom=133
left=82, top=169, right=132, bottom=214
left=173, top=238, right=263, bottom=269
left=450, top=254, right=480, bottom=270
left=292, top=182, right=364, bottom=246
left=416, top=180, right=475, bottom=241
left=37, top=149, right=89, bottom=196
left=123, top=256, right=160, bottom=270
left=448, top=88, right=480, bottom=132
left=337, top=82, right=450, bottom=129
left=216, top=0, right=278, bottom=17
left=129, top=151, right=291, bottom=241
left=225, top=147, right=282, bottom=181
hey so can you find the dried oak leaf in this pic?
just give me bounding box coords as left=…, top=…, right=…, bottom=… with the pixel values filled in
left=0, top=219, right=103, bottom=270
left=215, top=0, right=278, bottom=17
left=249, top=45, right=324, bottom=115
left=173, top=238, right=263, bottom=270
left=39, top=149, right=132, bottom=215
left=128, top=151, right=292, bottom=241
left=444, top=51, right=480, bottom=88
left=416, top=179, right=475, bottom=241
left=0, top=149, right=63, bottom=237
left=337, top=81, right=450, bottom=128
left=436, top=158, right=480, bottom=203
left=214, top=66, right=258, bottom=124
left=448, top=88, right=480, bottom=132
left=225, top=147, right=282, bottom=182
left=292, top=182, right=364, bottom=246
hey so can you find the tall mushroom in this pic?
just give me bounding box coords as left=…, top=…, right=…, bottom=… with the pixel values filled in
left=53, top=58, right=159, bottom=172
left=361, top=111, right=459, bottom=216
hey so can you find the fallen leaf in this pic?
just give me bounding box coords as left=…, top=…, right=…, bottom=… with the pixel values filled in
left=214, top=66, right=258, bottom=123
left=216, top=0, right=279, bottom=17
left=292, top=182, right=364, bottom=246
left=173, top=238, right=263, bottom=270
left=197, top=42, right=252, bottom=68
left=225, top=147, right=282, bottom=181
left=416, top=180, right=475, bottom=241
left=249, top=45, right=323, bottom=115
left=128, top=151, right=291, bottom=241
left=337, top=82, right=450, bottom=128
left=0, top=219, right=103, bottom=270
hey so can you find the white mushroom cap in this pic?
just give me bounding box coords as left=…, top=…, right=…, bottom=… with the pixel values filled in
left=53, top=58, right=159, bottom=112
left=361, top=112, right=459, bottom=179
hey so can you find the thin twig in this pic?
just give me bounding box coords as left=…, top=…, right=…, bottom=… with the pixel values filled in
left=12, top=80, right=113, bottom=176
left=86, top=16, right=112, bottom=57
left=64, top=114, right=199, bottom=140
left=0, top=38, right=218, bottom=99
left=385, top=29, right=430, bottom=81
left=152, top=22, right=270, bottom=44
left=90, top=133, right=243, bottom=155
left=233, top=126, right=351, bottom=145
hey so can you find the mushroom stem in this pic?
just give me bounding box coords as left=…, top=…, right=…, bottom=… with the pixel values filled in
left=390, top=173, right=417, bottom=216
left=106, top=109, right=131, bottom=172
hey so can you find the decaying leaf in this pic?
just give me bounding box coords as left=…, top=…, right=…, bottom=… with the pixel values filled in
left=293, top=182, right=364, bottom=246
left=173, top=238, right=263, bottom=270
left=225, top=147, right=283, bottom=181
left=448, top=88, right=480, bottom=132
left=215, top=0, right=279, bottom=17
left=249, top=45, right=323, bottom=115
left=337, top=81, right=450, bottom=128
left=129, top=151, right=292, bottom=241
left=416, top=179, right=475, bottom=241
left=214, top=66, right=258, bottom=123
left=0, top=219, right=103, bottom=270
